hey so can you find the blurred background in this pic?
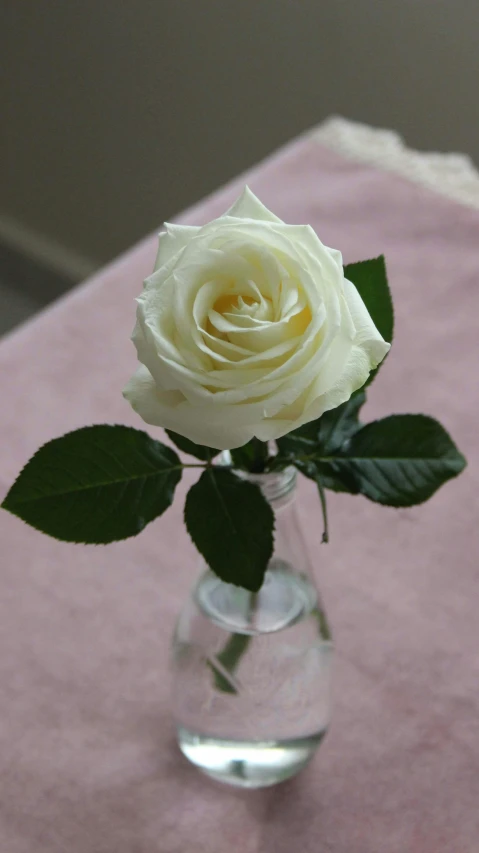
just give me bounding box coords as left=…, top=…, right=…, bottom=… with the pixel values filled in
left=1, top=0, right=478, bottom=335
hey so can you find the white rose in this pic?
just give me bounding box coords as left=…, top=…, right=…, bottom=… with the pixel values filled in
left=123, top=188, right=390, bottom=450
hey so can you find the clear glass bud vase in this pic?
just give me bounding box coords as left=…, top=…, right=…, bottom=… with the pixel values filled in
left=171, top=465, right=333, bottom=788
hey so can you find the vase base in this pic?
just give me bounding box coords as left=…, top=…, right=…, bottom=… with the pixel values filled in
left=177, top=726, right=326, bottom=788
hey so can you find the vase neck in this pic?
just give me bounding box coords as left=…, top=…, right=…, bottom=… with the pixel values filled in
left=219, top=451, right=297, bottom=509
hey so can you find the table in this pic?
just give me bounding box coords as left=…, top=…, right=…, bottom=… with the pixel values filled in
left=1, top=117, right=478, bottom=853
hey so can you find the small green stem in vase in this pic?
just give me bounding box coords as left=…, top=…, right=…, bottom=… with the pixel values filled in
left=208, top=590, right=258, bottom=694
left=316, top=475, right=329, bottom=544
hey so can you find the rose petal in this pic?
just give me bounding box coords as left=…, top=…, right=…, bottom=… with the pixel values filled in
left=123, top=365, right=262, bottom=449
left=343, top=277, right=391, bottom=365
left=124, top=188, right=391, bottom=450
left=223, top=186, right=283, bottom=224
left=154, top=224, right=200, bottom=272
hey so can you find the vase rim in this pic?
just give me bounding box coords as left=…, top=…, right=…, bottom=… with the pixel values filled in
left=242, top=465, right=297, bottom=503
left=219, top=451, right=297, bottom=505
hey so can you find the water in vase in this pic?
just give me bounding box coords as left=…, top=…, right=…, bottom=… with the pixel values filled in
left=171, top=560, right=333, bottom=788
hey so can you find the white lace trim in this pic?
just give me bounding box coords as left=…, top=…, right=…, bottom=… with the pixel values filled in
left=311, top=116, right=479, bottom=210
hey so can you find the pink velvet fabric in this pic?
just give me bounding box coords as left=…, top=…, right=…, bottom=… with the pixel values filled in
left=0, top=135, right=478, bottom=852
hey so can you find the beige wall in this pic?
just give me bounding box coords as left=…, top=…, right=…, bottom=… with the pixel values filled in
left=2, top=0, right=478, bottom=278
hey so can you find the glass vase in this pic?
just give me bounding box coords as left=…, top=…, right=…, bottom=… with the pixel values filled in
left=170, top=464, right=333, bottom=788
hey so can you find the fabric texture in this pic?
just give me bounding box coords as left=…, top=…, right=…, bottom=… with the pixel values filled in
left=313, top=115, right=479, bottom=210
left=0, top=126, right=478, bottom=852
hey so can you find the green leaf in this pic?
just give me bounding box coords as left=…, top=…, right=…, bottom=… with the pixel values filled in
left=344, top=256, right=393, bottom=385
left=316, top=389, right=366, bottom=454
left=307, top=464, right=358, bottom=494
left=231, top=438, right=269, bottom=473
left=275, top=423, right=319, bottom=458
left=165, top=429, right=220, bottom=462
left=276, top=390, right=365, bottom=457
left=184, top=468, right=274, bottom=592
left=313, top=463, right=360, bottom=494
left=1, top=425, right=182, bottom=543
left=275, top=390, right=366, bottom=493
left=334, top=414, right=466, bottom=507
left=344, top=256, right=394, bottom=344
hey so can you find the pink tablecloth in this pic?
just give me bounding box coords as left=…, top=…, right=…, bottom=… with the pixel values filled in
left=0, top=131, right=478, bottom=853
